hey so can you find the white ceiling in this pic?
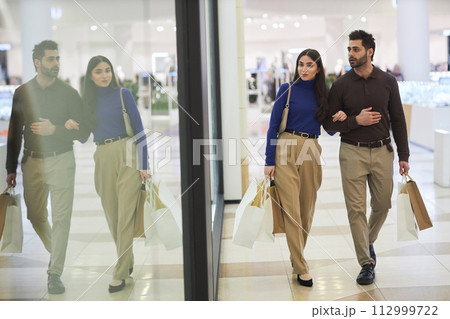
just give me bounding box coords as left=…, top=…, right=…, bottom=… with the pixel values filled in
left=2, top=0, right=449, bottom=29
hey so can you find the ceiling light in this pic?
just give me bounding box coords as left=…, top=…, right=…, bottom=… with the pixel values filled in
left=347, top=15, right=353, bottom=19
left=279, top=23, right=285, bottom=29
left=90, top=25, right=98, bottom=31
left=272, top=23, right=279, bottom=29
left=294, top=21, right=300, bottom=28
left=302, top=14, right=308, bottom=19
left=0, top=44, right=11, bottom=51
left=245, top=17, right=253, bottom=23
left=51, top=7, right=62, bottom=20
left=147, top=19, right=152, bottom=24
left=361, top=17, right=367, bottom=22
left=261, top=24, right=267, bottom=30
left=156, top=26, right=165, bottom=32
left=173, top=27, right=177, bottom=32
left=262, top=13, right=268, bottom=19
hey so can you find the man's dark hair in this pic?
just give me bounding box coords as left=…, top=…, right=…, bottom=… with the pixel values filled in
left=32, top=40, right=58, bottom=70
left=349, top=30, right=375, bottom=61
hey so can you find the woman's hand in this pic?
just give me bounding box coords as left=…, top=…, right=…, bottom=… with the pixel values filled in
left=65, top=119, right=80, bottom=130
left=140, top=170, right=151, bottom=182
left=264, top=166, right=275, bottom=179
left=332, top=110, right=347, bottom=122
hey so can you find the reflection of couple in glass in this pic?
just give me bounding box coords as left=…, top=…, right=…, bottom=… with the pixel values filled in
left=265, top=30, right=409, bottom=287
left=7, top=40, right=150, bottom=294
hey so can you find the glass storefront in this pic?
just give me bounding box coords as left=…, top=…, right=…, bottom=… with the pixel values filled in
left=0, top=0, right=191, bottom=301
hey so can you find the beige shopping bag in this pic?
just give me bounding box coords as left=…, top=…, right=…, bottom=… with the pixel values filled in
left=0, top=188, right=23, bottom=253
left=0, top=186, right=11, bottom=240
left=133, top=183, right=146, bottom=238
left=405, top=173, right=433, bottom=231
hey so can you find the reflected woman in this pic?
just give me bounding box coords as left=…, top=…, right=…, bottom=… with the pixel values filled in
left=67, top=56, right=150, bottom=293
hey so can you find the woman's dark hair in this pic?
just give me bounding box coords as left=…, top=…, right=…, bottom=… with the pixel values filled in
left=292, top=49, right=328, bottom=123
left=82, top=55, right=119, bottom=130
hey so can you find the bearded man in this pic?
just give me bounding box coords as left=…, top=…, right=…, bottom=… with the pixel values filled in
left=322, top=30, right=410, bottom=285
left=6, top=40, right=88, bottom=294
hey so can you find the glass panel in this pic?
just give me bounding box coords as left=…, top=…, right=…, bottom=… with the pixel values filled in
left=2, top=0, right=183, bottom=301
left=205, top=0, right=220, bottom=225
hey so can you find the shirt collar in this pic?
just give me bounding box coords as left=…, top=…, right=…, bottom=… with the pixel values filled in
left=349, top=64, right=381, bottom=81
left=29, top=76, right=61, bottom=90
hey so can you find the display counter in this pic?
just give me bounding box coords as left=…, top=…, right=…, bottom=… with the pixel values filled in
left=399, top=82, right=450, bottom=150
left=0, top=85, right=18, bottom=121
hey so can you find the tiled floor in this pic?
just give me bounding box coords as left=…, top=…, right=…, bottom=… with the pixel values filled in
left=1, top=104, right=450, bottom=302
left=218, top=108, right=450, bottom=301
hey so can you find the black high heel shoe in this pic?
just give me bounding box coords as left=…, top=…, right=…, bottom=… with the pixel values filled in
left=297, top=275, right=313, bottom=287
left=108, top=280, right=125, bottom=293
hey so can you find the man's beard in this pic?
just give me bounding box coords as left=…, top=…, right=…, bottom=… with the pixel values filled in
left=41, top=65, right=59, bottom=78
left=349, top=55, right=367, bottom=69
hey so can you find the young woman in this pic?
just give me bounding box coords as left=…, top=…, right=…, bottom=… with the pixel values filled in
left=67, top=56, right=150, bottom=293
left=264, top=49, right=345, bottom=287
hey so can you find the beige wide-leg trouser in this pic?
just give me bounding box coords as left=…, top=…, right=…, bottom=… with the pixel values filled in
left=339, top=142, right=394, bottom=267
left=22, top=150, right=75, bottom=276
left=94, top=138, right=141, bottom=280
left=274, top=132, right=322, bottom=275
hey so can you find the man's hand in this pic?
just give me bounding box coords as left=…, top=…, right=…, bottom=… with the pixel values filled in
left=264, top=166, right=275, bottom=179
left=7, top=173, right=16, bottom=188
left=399, top=161, right=410, bottom=176
left=30, top=118, right=56, bottom=136
left=356, top=107, right=382, bottom=126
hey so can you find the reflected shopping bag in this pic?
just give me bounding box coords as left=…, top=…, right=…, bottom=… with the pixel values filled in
left=143, top=179, right=183, bottom=250
left=232, top=178, right=273, bottom=248
left=0, top=187, right=23, bottom=253
left=397, top=176, right=418, bottom=241
left=0, top=186, right=10, bottom=240
left=133, top=183, right=146, bottom=238
left=404, top=173, right=433, bottom=231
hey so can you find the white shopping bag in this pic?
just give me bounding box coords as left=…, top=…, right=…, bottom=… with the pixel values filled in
left=232, top=178, right=273, bottom=248
left=143, top=179, right=183, bottom=250
left=397, top=176, right=418, bottom=241
left=0, top=190, right=23, bottom=253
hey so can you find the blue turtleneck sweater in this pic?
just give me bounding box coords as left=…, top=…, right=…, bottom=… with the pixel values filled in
left=94, top=86, right=148, bottom=170
left=265, top=80, right=321, bottom=166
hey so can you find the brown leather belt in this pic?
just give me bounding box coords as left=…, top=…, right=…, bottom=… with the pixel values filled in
left=24, top=149, right=70, bottom=159
left=341, top=137, right=391, bottom=148
left=96, top=135, right=129, bottom=145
